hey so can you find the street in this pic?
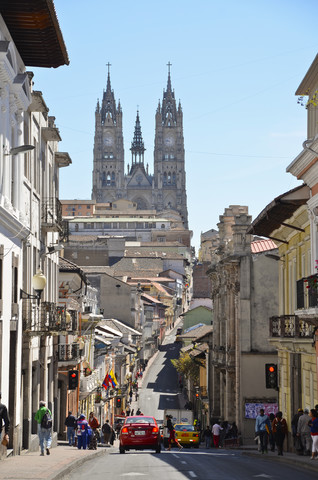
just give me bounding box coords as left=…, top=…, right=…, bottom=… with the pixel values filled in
left=64, top=328, right=318, bottom=480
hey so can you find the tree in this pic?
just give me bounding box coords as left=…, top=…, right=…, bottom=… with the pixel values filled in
left=171, top=352, right=200, bottom=383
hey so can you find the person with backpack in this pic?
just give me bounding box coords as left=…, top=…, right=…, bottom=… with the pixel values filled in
left=34, top=400, right=52, bottom=456
left=272, top=411, right=288, bottom=455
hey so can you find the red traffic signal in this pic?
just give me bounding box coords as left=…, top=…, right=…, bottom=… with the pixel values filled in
left=116, top=397, right=122, bottom=408
left=265, top=363, right=278, bottom=389
left=68, top=370, right=79, bottom=390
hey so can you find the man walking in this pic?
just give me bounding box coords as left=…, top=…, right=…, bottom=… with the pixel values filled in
left=0, top=393, right=10, bottom=446
left=212, top=421, right=223, bottom=448
left=34, top=401, right=52, bottom=456
left=255, top=408, right=271, bottom=454
left=65, top=411, right=77, bottom=446
left=102, top=419, right=112, bottom=445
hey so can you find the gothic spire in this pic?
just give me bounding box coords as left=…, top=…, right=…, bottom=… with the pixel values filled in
left=101, top=62, right=117, bottom=124
left=161, top=62, right=177, bottom=126
left=130, top=110, right=145, bottom=165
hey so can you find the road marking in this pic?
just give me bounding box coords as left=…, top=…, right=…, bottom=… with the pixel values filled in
left=189, top=472, right=197, bottom=478
left=120, top=474, right=146, bottom=477
left=181, top=461, right=187, bottom=464
left=253, top=475, right=272, bottom=478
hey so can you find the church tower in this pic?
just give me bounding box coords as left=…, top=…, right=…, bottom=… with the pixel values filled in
left=153, top=63, right=188, bottom=228
left=92, top=64, right=125, bottom=202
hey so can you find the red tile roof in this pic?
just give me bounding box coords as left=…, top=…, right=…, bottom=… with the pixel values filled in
left=251, top=238, right=277, bottom=253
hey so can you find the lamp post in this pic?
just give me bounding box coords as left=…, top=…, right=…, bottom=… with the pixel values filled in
left=20, top=268, right=47, bottom=306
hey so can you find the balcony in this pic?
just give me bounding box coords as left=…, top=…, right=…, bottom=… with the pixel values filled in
left=58, top=343, right=81, bottom=362
left=22, top=302, right=78, bottom=335
left=41, top=197, right=63, bottom=233
left=269, top=315, right=314, bottom=339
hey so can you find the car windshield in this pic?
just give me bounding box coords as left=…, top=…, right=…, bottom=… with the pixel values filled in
left=125, top=417, right=155, bottom=425
left=174, top=424, right=194, bottom=432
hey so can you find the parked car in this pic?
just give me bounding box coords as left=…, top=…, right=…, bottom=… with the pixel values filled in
left=119, top=416, right=161, bottom=454
left=174, top=424, right=200, bottom=448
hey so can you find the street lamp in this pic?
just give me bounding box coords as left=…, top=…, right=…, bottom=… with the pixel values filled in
left=20, top=269, right=47, bottom=306
left=3, top=145, right=35, bottom=156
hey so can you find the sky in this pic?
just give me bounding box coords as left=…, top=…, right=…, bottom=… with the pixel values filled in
left=31, top=0, right=318, bottom=253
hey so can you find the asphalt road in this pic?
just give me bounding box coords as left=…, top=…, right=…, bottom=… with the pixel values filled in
left=64, top=446, right=318, bottom=480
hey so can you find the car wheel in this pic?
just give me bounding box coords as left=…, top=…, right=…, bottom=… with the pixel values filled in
left=119, top=446, right=125, bottom=454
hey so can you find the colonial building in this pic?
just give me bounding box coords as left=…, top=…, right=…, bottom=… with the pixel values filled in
left=91, top=65, right=188, bottom=228
left=207, top=206, right=279, bottom=443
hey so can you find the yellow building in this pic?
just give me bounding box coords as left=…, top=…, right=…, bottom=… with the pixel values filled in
left=248, top=185, right=317, bottom=438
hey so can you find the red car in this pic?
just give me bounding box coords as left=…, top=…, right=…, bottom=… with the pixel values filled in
left=119, top=416, right=161, bottom=454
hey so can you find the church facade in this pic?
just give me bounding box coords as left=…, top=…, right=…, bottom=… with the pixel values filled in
left=91, top=66, right=188, bottom=228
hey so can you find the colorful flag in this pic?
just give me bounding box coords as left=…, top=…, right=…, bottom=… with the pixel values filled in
left=109, top=369, right=118, bottom=387
left=102, top=373, right=110, bottom=390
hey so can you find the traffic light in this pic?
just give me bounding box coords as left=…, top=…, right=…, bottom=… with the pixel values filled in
left=265, top=363, right=278, bottom=389
left=116, top=397, right=122, bottom=408
left=68, top=370, right=79, bottom=390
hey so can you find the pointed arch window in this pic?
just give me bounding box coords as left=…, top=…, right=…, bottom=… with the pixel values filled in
left=107, top=173, right=111, bottom=186
left=111, top=172, right=116, bottom=186
left=172, top=172, right=176, bottom=184
left=163, top=172, right=167, bottom=186
left=167, top=172, right=171, bottom=184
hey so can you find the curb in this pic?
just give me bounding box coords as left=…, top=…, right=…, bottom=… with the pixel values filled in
left=48, top=448, right=107, bottom=480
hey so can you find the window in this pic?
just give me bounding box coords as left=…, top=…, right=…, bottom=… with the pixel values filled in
left=158, top=236, right=166, bottom=243
left=75, top=224, right=79, bottom=232
left=161, top=224, right=166, bottom=229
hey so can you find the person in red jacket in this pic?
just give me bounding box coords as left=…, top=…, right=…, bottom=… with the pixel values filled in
left=272, top=411, right=288, bottom=456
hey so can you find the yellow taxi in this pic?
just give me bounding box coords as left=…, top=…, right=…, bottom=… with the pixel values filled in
left=174, top=424, right=200, bottom=448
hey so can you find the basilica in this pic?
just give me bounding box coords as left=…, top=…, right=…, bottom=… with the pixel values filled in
left=91, top=65, right=188, bottom=228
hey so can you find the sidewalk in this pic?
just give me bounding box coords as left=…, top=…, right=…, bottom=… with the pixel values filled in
left=240, top=444, right=318, bottom=474
left=0, top=443, right=110, bottom=480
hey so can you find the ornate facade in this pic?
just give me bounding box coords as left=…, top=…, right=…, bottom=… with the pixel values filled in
left=91, top=65, right=188, bottom=228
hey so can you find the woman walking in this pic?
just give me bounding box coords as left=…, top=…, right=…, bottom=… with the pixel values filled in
left=166, top=415, right=183, bottom=451
left=308, top=408, right=318, bottom=460
left=272, top=411, right=288, bottom=455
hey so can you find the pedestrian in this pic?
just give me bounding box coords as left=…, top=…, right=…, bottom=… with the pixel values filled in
left=166, top=414, right=183, bottom=451
left=203, top=425, right=212, bottom=448
left=131, top=409, right=134, bottom=416
left=297, top=408, right=312, bottom=456
left=268, top=413, right=276, bottom=452
left=136, top=408, right=141, bottom=415
left=219, top=420, right=228, bottom=447
left=212, top=421, right=223, bottom=448
left=88, top=426, right=97, bottom=450
left=308, top=408, right=318, bottom=460
left=229, top=422, right=238, bottom=439
left=34, top=400, right=52, bottom=456
left=135, top=391, right=139, bottom=402
left=102, top=419, right=112, bottom=445
left=129, top=389, right=133, bottom=403
left=272, top=411, right=288, bottom=455
left=255, top=408, right=271, bottom=454
left=77, top=414, right=89, bottom=450
left=0, top=393, right=10, bottom=447
left=88, top=411, right=99, bottom=430
left=126, top=406, right=131, bottom=416
left=64, top=411, right=77, bottom=446
left=292, top=408, right=304, bottom=454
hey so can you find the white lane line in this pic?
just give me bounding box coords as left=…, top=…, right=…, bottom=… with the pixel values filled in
left=181, top=461, right=187, bottom=464
left=189, top=472, right=197, bottom=478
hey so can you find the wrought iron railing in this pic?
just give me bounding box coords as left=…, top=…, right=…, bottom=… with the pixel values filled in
left=269, top=315, right=314, bottom=338
left=41, top=197, right=63, bottom=232
left=22, top=302, right=78, bottom=334
left=58, top=343, right=81, bottom=361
